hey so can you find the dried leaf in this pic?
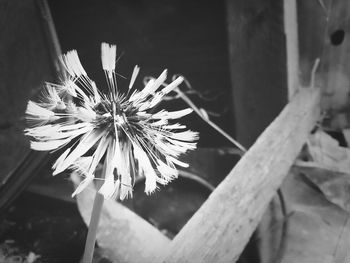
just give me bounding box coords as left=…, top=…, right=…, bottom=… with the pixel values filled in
left=299, top=166, right=350, bottom=212
left=307, top=130, right=350, bottom=174
left=259, top=171, right=350, bottom=263
left=294, top=130, right=350, bottom=212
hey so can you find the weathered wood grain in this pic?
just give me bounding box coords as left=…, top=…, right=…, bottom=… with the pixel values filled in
left=283, top=0, right=299, bottom=99
left=158, top=87, right=321, bottom=263
left=321, top=1, right=350, bottom=129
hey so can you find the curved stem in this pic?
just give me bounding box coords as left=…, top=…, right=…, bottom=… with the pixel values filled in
left=174, top=87, right=247, bottom=154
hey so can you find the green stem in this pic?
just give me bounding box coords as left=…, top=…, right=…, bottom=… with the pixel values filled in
left=82, top=191, right=104, bottom=263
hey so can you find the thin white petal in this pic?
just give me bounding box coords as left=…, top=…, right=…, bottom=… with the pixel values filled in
left=91, top=81, right=101, bottom=103
left=160, top=76, right=184, bottom=95
left=53, top=130, right=105, bottom=175
left=129, top=65, right=140, bottom=90
left=39, top=84, right=65, bottom=110
left=155, top=139, right=181, bottom=156
left=72, top=175, right=94, bottom=197
left=148, top=93, right=163, bottom=108
left=99, top=139, right=117, bottom=199
left=150, top=119, right=168, bottom=127
left=120, top=177, right=133, bottom=200
left=57, top=122, right=91, bottom=131
left=26, top=101, right=56, bottom=119
left=133, top=144, right=158, bottom=194
left=166, top=156, right=189, bottom=168
left=138, top=101, right=151, bottom=111
left=101, top=43, right=116, bottom=73
left=157, top=159, right=178, bottom=181
left=167, top=138, right=197, bottom=153
left=62, top=50, right=87, bottom=77
left=99, top=179, right=120, bottom=200
left=52, top=148, right=71, bottom=171
left=170, top=130, right=199, bottom=141
left=151, top=108, right=193, bottom=120
left=142, top=70, right=167, bottom=96
left=129, top=89, right=143, bottom=102
left=163, top=123, right=186, bottom=130
left=35, top=124, right=92, bottom=141
left=87, top=135, right=110, bottom=175
left=62, top=79, right=78, bottom=97
left=166, top=108, right=193, bottom=119
left=30, top=138, right=70, bottom=151
left=25, top=125, right=59, bottom=138
left=144, top=172, right=157, bottom=194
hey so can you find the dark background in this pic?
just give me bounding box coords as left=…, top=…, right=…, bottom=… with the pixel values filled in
left=49, top=0, right=235, bottom=148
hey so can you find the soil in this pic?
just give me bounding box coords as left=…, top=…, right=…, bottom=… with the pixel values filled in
left=0, top=192, right=86, bottom=263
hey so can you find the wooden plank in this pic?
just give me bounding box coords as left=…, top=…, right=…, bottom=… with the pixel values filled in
left=258, top=1, right=300, bottom=261
left=297, top=0, right=327, bottom=85
left=157, top=87, right=321, bottom=263
left=226, top=0, right=287, bottom=147
left=283, top=0, right=300, bottom=99
left=0, top=0, right=54, bottom=211
left=36, top=0, right=65, bottom=75
left=321, top=1, right=350, bottom=129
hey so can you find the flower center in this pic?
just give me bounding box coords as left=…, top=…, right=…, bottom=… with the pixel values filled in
left=114, top=114, right=126, bottom=126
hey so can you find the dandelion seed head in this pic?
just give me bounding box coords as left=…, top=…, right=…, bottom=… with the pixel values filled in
left=25, top=43, right=198, bottom=200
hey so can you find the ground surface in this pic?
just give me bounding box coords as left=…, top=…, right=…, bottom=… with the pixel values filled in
left=0, top=192, right=86, bottom=263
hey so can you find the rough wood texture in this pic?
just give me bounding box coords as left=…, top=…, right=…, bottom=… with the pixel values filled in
left=297, top=0, right=327, bottom=86
left=298, top=0, right=350, bottom=128
left=283, top=0, right=299, bottom=99
left=158, top=87, right=321, bottom=263
left=321, top=1, right=350, bottom=129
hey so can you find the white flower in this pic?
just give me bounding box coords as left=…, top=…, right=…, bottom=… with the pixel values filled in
left=25, top=43, right=198, bottom=200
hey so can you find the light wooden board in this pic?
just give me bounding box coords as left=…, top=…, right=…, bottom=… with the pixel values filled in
left=157, top=87, right=321, bottom=263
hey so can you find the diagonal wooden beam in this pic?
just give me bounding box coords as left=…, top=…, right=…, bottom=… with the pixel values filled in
left=157, top=87, right=321, bottom=263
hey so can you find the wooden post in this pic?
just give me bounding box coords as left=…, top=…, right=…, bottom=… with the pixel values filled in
left=321, top=1, right=350, bottom=128
left=226, top=0, right=287, bottom=147
left=284, top=0, right=300, bottom=99
left=0, top=0, right=54, bottom=212
left=157, top=87, right=321, bottom=263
